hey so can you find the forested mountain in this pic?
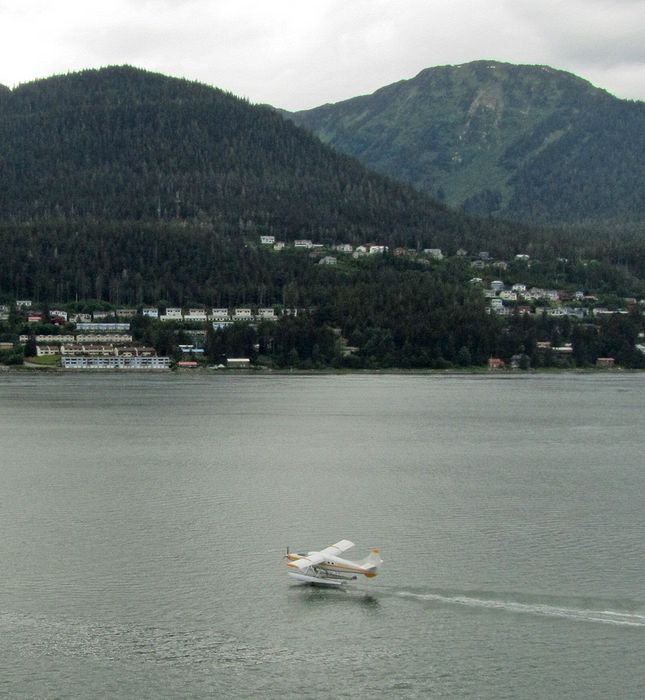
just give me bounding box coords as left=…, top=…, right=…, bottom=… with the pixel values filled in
left=0, top=65, right=521, bottom=251
left=288, top=61, right=645, bottom=226
left=0, top=67, right=642, bottom=370
left=0, top=65, right=589, bottom=300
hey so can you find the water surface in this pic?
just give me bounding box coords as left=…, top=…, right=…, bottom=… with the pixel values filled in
left=1, top=373, right=643, bottom=698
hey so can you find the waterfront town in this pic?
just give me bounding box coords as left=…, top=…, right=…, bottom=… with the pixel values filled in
left=0, top=236, right=643, bottom=370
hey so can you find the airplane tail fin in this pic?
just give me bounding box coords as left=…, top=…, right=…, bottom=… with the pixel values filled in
left=360, top=548, right=383, bottom=573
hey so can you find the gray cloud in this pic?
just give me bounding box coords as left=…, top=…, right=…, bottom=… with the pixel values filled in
left=0, top=0, right=644, bottom=108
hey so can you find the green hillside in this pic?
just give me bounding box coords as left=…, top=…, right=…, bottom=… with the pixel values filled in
left=0, top=67, right=642, bottom=370
left=0, top=65, right=494, bottom=248
left=289, top=61, right=645, bottom=225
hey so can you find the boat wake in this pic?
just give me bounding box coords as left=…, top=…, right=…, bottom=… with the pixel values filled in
left=394, top=590, right=645, bottom=627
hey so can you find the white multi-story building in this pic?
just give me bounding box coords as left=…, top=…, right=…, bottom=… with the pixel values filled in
left=185, top=309, right=208, bottom=322
left=159, top=307, right=183, bottom=322
left=36, top=345, right=60, bottom=356
left=233, top=308, right=253, bottom=320
left=211, top=308, right=230, bottom=321
left=61, top=344, right=118, bottom=356
left=76, top=323, right=130, bottom=332
left=256, top=308, right=277, bottom=321
left=20, top=334, right=76, bottom=343
left=62, top=356, right=170, bottom=369
left=76, top=334, right=132, bottom=344
left=142, top=307, right=159, bottom=318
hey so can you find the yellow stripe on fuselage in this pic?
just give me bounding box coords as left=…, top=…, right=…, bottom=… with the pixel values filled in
left=286, top=555, right=377, bottom=577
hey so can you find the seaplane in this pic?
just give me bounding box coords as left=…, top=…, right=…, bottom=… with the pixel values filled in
left=285, top=539, right=383, bottom=587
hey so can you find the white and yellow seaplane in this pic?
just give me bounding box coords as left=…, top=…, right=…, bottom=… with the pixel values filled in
left=285, top=539, right=383, bottom=587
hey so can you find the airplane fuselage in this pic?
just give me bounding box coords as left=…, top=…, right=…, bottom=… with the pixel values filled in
left=286, top=552, right=378, bottom=577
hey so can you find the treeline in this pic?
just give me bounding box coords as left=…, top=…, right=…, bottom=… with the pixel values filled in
left=137, top=306, right=643, bottom=370
left=0, top=65, right=468, bottom=248
left=3, top=249, right=642, bottom=368
left=0, top=221, right=642, bottom=308
left=3, top=65, right=642, bottom=267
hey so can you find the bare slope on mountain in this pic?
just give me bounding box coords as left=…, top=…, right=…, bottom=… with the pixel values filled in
left=289, top=61, right=645, bottom=225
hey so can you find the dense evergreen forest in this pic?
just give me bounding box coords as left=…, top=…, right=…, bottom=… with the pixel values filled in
left=289, top=60, right=645, bottom=227
left=0, top=66, right=642, bottom=370
left=0, top=65, right=506, bottom=248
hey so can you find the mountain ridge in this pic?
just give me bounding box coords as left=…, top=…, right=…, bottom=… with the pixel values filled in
left=0, top=64, right=499, bottom=250
left=288, top=60, right=645, bottom=226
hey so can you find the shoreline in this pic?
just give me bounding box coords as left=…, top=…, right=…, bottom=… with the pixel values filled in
left=2, top=364, right=642, bottom=376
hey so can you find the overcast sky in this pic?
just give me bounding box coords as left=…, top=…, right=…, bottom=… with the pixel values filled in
left=1, top=0, right=644, bottom=110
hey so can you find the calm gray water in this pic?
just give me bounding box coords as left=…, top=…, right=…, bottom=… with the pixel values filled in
left=0, top=372, right=643, bottom=699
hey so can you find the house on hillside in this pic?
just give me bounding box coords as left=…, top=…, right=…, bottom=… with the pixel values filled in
left=319, top=256, right=337, bottom=265
left=233, top=308, right=253, bottom=321
left=256, top=308, right=277, bottom=321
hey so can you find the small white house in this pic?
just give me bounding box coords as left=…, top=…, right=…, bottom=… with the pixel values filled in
left=227, top=358, right=251, bottom=368
left=36, top=345, right=60, bottom=356
left=211, top=308, right=230, bottom=320
left=260, top=235, right=275, bottom=245
left=294, top=240, right=313, bottom=249
left=185, top=309, right=208, bottom=322
left=319, top=256, right=337, bottom=265
left=491, top=280, right=505, bottom=293
left=256, top=308, right=276, bottom=321
left=142, top=307, right=159, bottom=318
left=116, top=309, right=137, bottom=318
left=424, top=248, right=443, bottom=260
left=233, top=308, right=253, bottom=320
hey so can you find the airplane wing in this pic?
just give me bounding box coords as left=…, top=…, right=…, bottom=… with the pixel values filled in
left=288, top=540, right=355, bottom=571
left=319, top=540, right=355, bottom=558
